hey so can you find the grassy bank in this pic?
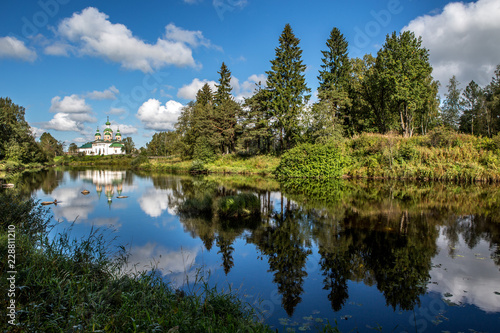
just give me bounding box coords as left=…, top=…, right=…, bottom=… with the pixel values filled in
left=0, top=191, right=273, bottom=332
left=344, top=129, right=500, bottom=182
left=137, top=154, right=280, bottom=176
left=56, top=154, right=135, bottom=167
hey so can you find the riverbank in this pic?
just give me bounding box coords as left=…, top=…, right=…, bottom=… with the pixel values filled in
left=135, top=129, right=500, bottom=182
left=0, top=190, right=274, bottom=332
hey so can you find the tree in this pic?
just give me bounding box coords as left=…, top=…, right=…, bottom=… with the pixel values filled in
left=376, top=31, right=435, bottom=137
left=441, top=75, right=463, bottom=130
left=459, top=80, right=485, bottom=135
left=212, top=63, right=240, bottom=154
left=68, top=143, right=79, bottom=155
left=121, top=137, right=135, bottom=154
left=146, top=131, right=181, bottom=156
left=0, top=97, right=47, bottom=163
left=39, top=132, right=64, bottom=159
left=266, top=24, right=310, bottom=153
left=484, top=65, right=500, bottom=137
left=314, top=27, right=352, bottom=137
left=238, top=83, right=273, bottom=154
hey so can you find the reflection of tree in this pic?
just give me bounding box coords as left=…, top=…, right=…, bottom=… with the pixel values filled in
left=216, top=235, right=235, bottom=275
left=319, top=243, right=351, bottom=311
left=253, top=205, right=312, bottom=316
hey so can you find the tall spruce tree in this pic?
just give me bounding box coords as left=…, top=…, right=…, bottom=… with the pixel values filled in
left=266, top=24, right=310, bottom=153
left=213, top=62, right=240, bottom=154
left=315, top=27, right=352, bottom=137
left=441, top=75, right=463, bottom=130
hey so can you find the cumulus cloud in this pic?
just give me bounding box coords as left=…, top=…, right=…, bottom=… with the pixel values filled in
left=44, top=94, right=96, bottom=131
left=177, top=78, right=217, bottom=100
left=231, top=74, right=267, bottom=102
left=50, top=7, right=214, bottom=72
left=42, top=113, right=87, bottom=132
left=30, top=126, right=45, bottom=139
left=177, top=74, right=266, bottom=102
left=0, top=36, right=37, bottom=62
left=165, top=23, right=220, bottom=50
left=43, top=42, right=73, bottom=56
left=86, top=86, right=119, bottom=100
left=110, top=124, right=138, bottom=135
left=50, top=94, right=92, bottom=113
left=403, top=0, right=500, bottom=91
left=136, top=98, right=184, bottom=131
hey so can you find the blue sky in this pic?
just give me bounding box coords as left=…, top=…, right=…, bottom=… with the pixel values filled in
left=1, top=0, right=499, bottom=148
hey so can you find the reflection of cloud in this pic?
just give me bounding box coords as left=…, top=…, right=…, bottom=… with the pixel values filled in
left=50, top=187, right=96, bottom=221
left=87, top=217, right=121, bottom=229
left=138, top=188, right=176, bottom=217
left=123, top=242, right=199, bottom=287
left=428, top=232, right=500, bottom=313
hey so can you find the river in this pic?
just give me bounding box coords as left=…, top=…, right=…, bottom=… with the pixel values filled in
left=16, top=168, right=500, bottom=332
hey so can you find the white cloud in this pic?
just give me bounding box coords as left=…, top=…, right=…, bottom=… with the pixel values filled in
left=43, top=42, right=73, bottom=56
left=52, top=7, right=213, bottom=72
left=403, top=0, right=500, bottom=91
left=50, top=94, right=92, bottom=113
left=0, top=36, right=37, bottom=62
left=177, top=78, right=217, bottom=100
left=165, top=23, right=220, bottom=50
left=86, top=86, right=119, bottom=100
left=73, top=137, right=88, bottom=143
left=136, top=98, right=184, bottom=131
left=232, top=74, right=267, bottom=102
left=110, top=124, right=138, bottom=135
left=42, top=113, right=86, bottom=132
left=30, top=126, right=45, bottom=139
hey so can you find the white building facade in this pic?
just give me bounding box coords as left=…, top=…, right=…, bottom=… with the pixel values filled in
left=78, top=117, right=126, bottom=156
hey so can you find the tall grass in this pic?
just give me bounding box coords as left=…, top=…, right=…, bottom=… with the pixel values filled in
left=0, top=190, right=272, bottom=332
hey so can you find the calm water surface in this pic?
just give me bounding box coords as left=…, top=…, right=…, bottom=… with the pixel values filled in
left=18, top=168, right=500, bottom=332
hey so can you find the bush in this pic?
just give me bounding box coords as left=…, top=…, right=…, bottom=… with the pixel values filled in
left=274, top=143, right=350, bottom=180
left=189, top=160, right=208, bottom=174
left=193, top=137, right=216, bottom=163
left=216, top=193, right=260, bottom=219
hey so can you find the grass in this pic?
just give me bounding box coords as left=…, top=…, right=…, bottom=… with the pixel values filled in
left=137, top=154, right=280, bottom=176
left=0, top=190, right=273, bottom=332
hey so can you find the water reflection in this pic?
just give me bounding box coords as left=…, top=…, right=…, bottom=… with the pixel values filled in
left=13, top=169, right=500, bottom=331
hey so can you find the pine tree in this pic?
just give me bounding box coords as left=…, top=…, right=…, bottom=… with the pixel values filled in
left=441, top=75, right=463, bottom=130
left=266, top=24, right=310, bottom=153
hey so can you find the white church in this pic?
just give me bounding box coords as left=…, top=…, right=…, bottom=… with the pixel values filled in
left=78, top=117, right=126, bottom=156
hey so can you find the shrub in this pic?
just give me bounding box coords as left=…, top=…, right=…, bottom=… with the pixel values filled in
left=274, top=143, right=350, bottom=180
left=216, top=193, right=260, bottom=219
left=193, top=137, right=216, bottom=163
left=189, top=160, right=208, bottom=174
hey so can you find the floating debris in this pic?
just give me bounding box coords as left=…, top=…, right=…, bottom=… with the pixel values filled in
left=494, top=291, right=500, bottom=296
left=302, top=316, right=313, bottom=321
left=117, top=195, right=128, bottom=198
left=340, top=315, right=352, bottom=320
left=444, top=292, right=453, bottom=298
left=81, top=190, right=90, bottom=195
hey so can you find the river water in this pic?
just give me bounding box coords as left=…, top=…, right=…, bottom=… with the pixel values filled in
left=17, top=168, right=500, bottom=332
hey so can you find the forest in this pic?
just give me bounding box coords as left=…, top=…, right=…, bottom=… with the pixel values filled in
left=145, top=25, right=500, bottom=163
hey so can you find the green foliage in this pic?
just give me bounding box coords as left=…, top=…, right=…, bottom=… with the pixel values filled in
left=216, top=193, right=260, bottom=219
left=266, top=24, right=311, bottom=153
left=189, top=160, right=208, bottom=174
left=441, top=75, right=463, bottom=130
left=192, top=137, right=216, bottom=163
left=39, top=132, right=64, bottom=160
left=0, top=97, right=47, bottom=164
left=274, top=143, right=350, bottom=180
left=130, top=154, right=149, bottom=169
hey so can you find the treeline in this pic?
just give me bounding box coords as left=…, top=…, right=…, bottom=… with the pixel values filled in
left=146, top=24, right=500, bottom=159
left=0, top=97, right=64, bottom=169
